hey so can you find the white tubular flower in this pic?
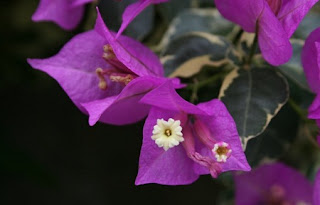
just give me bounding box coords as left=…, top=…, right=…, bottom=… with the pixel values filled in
left=212, top=142, right=232, bottom=163
left=151, top=118, right=184, bottom=151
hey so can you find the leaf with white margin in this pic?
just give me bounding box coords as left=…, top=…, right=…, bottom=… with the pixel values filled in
left=158, top=8, right=235, bottom=50
left=219, top=67, right=289, bottom=149
left=161, top=32, right=239, bottom=77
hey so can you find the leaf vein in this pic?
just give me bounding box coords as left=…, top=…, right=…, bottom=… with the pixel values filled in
left=242, top=70, right=252, bottom=137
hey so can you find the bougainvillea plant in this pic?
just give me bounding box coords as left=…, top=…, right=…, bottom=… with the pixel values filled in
left=29, top=0, right=320, bottom=203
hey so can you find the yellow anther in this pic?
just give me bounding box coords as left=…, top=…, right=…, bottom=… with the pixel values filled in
left=109, top=74, right=134, bottom=85
left=165, top=129, right=172, bottom=137
left=96, top=68, right=108, bottom=90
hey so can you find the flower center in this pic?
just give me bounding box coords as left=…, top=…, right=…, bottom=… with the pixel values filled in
left=216, top=146, right=228, bottom=155
left=212, top=142, right=232, bottom=163
left=151, top=118, right=184, bottom=151
left=165, top=129, right=172, bottom=137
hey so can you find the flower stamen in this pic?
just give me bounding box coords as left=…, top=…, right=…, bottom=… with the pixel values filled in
left=102, top=44, right=115, bottom=60
left=96, top=68, right=108, bottom=90
left=165, top=129, right=172, bottom=137
left=95, top=67, right=137, bottom=90
left=109, top=73, right=135, bottom=85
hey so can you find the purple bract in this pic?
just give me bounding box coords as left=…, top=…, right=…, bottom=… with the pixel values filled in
left=135, top=81, right=250, bottom=185
left=215, top=0, right=318, bottom=66
left=234, top=163, right=313, bottom=205
left=302, top=27, right=320, bottom=145
left=28, top=8, right=182, bottom=126
left=32, top=0, right=93, bottom=30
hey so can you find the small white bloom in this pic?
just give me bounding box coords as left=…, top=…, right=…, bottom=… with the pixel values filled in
left=212, top=142, right=232, bottom=163
left=151, top=118, right=184, bottom=151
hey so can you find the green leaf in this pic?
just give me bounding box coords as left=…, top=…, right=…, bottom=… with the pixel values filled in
left=158, top=8, right=235, bottom=50
left=158, top=0, right=193, bottom=23
left=157, top=0, right=215, bottom=23
left=219, top=67, right=289, bottom=148
left=161, top=32, right=239, bottom=77
left=245, top=104, right=299, bottom=166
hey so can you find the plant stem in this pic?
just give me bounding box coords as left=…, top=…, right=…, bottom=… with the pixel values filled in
left=246, top=34, right=258, bottom=66
left=187, top=71, right=228, bottom=91
left=232, top=28, right=244, bottom=44
left=288, top=99, right=311, bottom=123
left=190, top=78, right=199, bottom=104
left=289, top=99, right=319, bottom=148
left=303, top=125, right=320, bottom=149
left=306, top=164, right=315, bottom=179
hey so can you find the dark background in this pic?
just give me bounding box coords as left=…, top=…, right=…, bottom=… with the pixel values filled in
left=0, top=1, right=224, bottom=204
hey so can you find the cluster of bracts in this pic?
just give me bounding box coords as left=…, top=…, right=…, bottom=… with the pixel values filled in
left=28, top=0, right=320, bottom=204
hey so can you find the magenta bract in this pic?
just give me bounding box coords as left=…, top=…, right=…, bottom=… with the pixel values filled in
left=302, top=27, right=320, bottom=93
left=135, top=81, right=250, bottom=185
left=235, top=163, right=313, bottom=205
left=302, top=27, right=320, bottom=145
left=215, top=0, right=318, bottom=66
left=32, top=0, right=93, bottom=30
left=28, top=8, right=181, bottom=126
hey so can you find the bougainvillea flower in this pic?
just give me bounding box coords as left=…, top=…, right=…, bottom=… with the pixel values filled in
left=116, top=0, right=169, bottom=37
left=302, top=27, right=320, bottom=144
left=28, top=9, right=181, bottom=125
left=135, top=81, right=250, bottom=185
left=215, top=0, right=318, bottom=66
left=315, top=170, right=320, bottom=204
left=32, top=0, right=93, bottom=30
left=235, top=163, right=313, bottom=205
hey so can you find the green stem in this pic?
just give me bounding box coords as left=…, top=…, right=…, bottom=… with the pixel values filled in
left=303, top=125, right=320, bottom=149
left=246, top=34, right=258, bottom=66
left=190, top=79, right=199, bottom=104
left=289, top=99, right=319, bottom=148
left=187, top=71, right=228, bottom=91
left=288, top=99, right=310, bottom=122
left=232, top=28, right=244, bottom=44
left=306, top=160, right=317, bottom=179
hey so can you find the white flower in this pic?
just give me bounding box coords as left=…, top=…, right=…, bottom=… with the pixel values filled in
left=212, top=142, right=232, bottom=163
left=151, top=118, right=184, bottom=151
